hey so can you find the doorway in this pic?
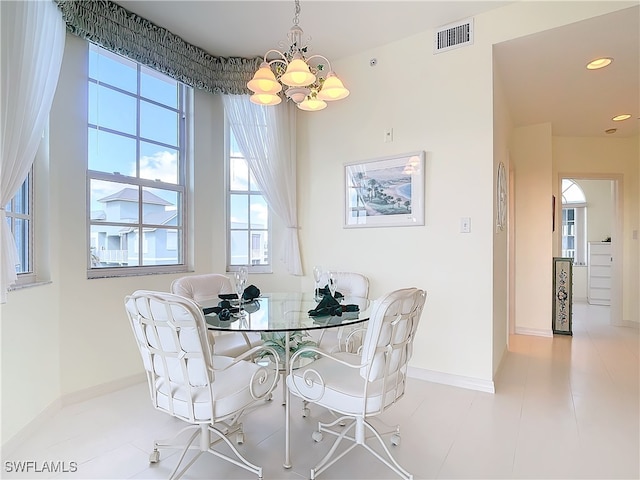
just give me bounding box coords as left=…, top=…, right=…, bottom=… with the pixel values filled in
left=558, top=174, right=623, bottom=326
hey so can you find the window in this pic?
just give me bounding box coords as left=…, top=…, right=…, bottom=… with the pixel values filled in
left=561, top=179, right=587, bottom=265
left=227, top=129, right=270, bottom=272
left=87, top=44, right=190, bottom=277
left=5, top=171, right=34, bottom=285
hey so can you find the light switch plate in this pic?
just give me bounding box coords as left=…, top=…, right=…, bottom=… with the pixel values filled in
left=461, top=217, right=471, bottom=233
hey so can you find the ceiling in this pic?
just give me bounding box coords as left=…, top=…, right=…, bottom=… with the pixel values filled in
left=115, top=1, right=639, bottom=138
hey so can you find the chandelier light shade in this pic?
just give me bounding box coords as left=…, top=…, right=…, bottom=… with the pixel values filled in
left=247, top=0, right=349, bottom=111
left=298, top=96, right=327, bottom=111
left=247, top=62, right=282, bottom=94
left=316, top=72, right=349, bottom=101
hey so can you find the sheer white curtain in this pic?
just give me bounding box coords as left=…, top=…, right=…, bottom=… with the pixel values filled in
left=1, top=0, right=65, bottom=302
left=222, top=95, right=302, bottom=275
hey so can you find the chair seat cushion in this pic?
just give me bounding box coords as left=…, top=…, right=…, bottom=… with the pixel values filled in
left=155, top=355, right=276, bottom=422
left=287, top=352, right=404, bottom=416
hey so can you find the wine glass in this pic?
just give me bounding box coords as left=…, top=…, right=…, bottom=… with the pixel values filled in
left=312, top=265, right=323, bottom=300
left=328, top=271, right=337, bottom=298
left=239, top=266, right=248, bottom=285
left=235, top=266, right=248, bottom=308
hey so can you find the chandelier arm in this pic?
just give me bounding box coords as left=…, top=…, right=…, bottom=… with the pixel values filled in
left=263, top=49, right=289, bottom=66
left=305, top=54, right=332, bottom=72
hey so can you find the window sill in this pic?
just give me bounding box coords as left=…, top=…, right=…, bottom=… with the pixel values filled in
left=9, top=280, right=53, bottom=291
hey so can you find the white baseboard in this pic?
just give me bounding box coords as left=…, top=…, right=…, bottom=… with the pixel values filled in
left=2, top=373, right=145, bottom=457
left=408, top=366, right=495, bottom=393
left=1, top=398, right=62, bottom=459
left=60, top=373, right=146, bottom=407
left=515, top=326, right=553, bottom=337
left=615, top=320, right=639, bottom=329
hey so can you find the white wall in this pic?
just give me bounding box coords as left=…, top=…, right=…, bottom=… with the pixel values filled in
left=577, top=179, right=614, bottom=243
left=492, top=53, right=512, bottom=374
left=512, top=124, right=554, bottom=335
left=298, top=25, right=497, bottom=385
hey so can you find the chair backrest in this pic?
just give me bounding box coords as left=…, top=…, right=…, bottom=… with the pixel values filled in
left=319, top=271, right=370, bottom=298
left=171, top=273, right=234, bottom=303
left=359, top=288, right=426, bottom=387
left=124, top=290, right=214, bottom=423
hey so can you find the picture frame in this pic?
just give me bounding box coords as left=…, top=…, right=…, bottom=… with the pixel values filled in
left=344, top=151, right=425, bottom=228
left=552, top=257, right=573, bottom=335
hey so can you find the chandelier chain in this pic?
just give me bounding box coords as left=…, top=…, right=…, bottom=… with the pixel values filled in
left=293, top=0, right=300, bottom=26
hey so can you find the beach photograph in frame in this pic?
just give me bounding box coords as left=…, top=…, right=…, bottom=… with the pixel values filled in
left=344, top=151, right=425, bottom=228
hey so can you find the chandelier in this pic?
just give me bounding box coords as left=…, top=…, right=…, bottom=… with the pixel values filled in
left=246, top=0, right=349, bottom=111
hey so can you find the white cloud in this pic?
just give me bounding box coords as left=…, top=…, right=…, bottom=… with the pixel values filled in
left=250, top=202, right=268, bottom=227
left=137, top=151, right=178, bottom=183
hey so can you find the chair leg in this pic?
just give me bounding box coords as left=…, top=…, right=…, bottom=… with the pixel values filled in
left=310, top=416, right=412, bottom=480
left=152, top=423, right=263, bottom=480
left=359, top=418, right=412, bottom=480
left=204, top=424, right=263, bottom=479
left=150, top=424, right=200, bottom=465
left=167, top=427, right=202, bottom=479
left=311, top=418, right=359, bottom=480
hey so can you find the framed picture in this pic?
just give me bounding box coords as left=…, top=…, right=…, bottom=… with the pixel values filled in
left=552, top=257, right=573, bottom=335
left=344, top=151, right=425, bottom=228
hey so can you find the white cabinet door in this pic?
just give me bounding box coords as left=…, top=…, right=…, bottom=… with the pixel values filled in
left=588, top=242, right=611, bottom=305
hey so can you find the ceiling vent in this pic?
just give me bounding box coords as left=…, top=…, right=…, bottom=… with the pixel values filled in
left=434, top=18, right=474, bottom=54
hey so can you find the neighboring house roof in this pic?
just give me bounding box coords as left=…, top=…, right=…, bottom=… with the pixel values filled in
left=91, top=210, right=106, bottom=220
left=118, top=210, right=177, bottom=233
left=144, top=210, right=177, bottom=226
left=98, top=187, right=172, bottom=206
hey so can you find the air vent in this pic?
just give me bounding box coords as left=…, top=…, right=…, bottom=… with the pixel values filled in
left=434, top=18, right=474, bottom=54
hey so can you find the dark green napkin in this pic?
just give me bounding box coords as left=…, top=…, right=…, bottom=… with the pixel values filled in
left=317, top=285, right=344, bottom=299
left=218, top=293, right=238, bottom=300
left=218, top=284, right=261, bottom=302
left=242, top=284, right=261, bottom=301
left=308, top=295, right=342, bottom=317
left=308, top=296, right=360, bottom=317
left=202, top=299, right=239, bottom=320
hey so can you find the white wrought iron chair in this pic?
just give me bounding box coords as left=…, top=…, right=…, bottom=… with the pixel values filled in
left=171, top=274, right=263, bottom=357
left=125, top=290, right=279, bottom=479
left=287, top=287, right=427, bottom=480
left=313, top=271, right=370, bottom=352
left=299, top=271, right=371, bottom=418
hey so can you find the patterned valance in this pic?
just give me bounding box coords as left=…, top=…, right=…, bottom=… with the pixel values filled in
left=54, top=0, right=260, bottom=94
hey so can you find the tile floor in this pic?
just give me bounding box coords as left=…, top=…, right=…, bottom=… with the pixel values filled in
left=2, top=302, right=638, bottom=479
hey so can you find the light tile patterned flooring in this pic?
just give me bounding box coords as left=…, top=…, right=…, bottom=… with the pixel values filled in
left=2, top=303, right=638, bottom=479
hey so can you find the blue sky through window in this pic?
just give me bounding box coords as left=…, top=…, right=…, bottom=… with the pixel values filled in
left=88, top=45, right=180, bottom=213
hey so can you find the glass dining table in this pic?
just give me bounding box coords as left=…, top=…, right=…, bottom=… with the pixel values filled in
left=200, top=291, right=371, bottom=469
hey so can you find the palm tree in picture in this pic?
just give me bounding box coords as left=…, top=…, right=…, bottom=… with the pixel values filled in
left=367, top=178, right=378, bottom=200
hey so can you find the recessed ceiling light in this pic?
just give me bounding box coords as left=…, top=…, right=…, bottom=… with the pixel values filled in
left=605, top=128, right=617, bottom=134
left=586, top=57, right=613, bottom=70
left=612, top=114, right=632, bottom=121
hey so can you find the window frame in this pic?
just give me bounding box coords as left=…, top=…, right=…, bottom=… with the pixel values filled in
left=86, top=44, right=191, bottom=279
left=562, top=204, right=588, bottom=265
left=561, top=179, right=588, bottom=266
left=225, top=121, right=271, bottom=274
left=5, top=169, right=35, bottom=286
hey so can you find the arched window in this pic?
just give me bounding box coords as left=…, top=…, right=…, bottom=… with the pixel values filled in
left=561, top=179, right=587, bottom=265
